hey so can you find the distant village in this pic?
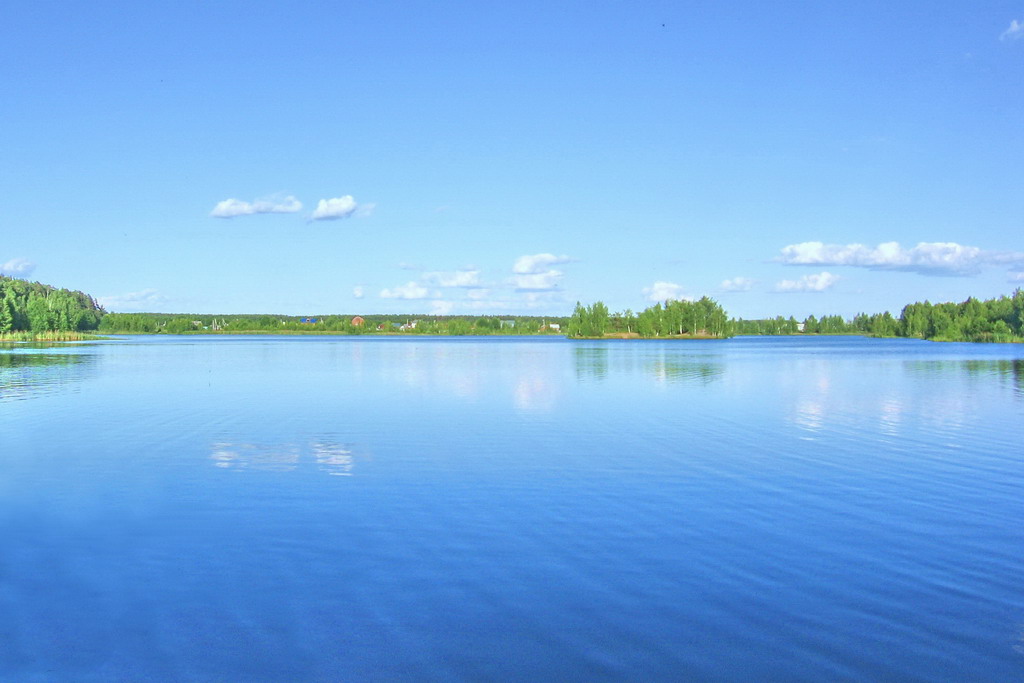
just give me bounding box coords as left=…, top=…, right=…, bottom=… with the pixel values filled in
left=102, top=312, right=570, bottom=335
left=294, top=316, right=560, bottom=333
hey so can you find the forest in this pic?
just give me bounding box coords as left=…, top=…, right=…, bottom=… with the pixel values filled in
left=0, top=275, right=105, bottom=334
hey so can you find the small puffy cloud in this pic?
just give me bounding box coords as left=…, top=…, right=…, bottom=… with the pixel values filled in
left=352, top=286, right=365, bottom=299
left=210, top=195, right=301, bottom=218
left=311, top=195, right=373, bottom=221
left=513, top=270, right=563, bottom=291
left=721, top=276, right=754, bottom=292
left=97, top=288, right=169, bottom=312
left=1009, top=272, right=1024, bottom=282
left=513, top=253, right=572, bottom=275
left=311, top=195, right=356, bottom=220
left=379, top=281, right=429, bottom=299
left=467, top=288, right=490, bottom=300
left=775, top=271, right=840, bottom=293
left=422, top=269, right=482, bottom=288
left=1000, top=19, right=1023, bottom=40
left=0, top=257, right=36, bottom=278
left=643, top=281, right=693, bottom=302
left=777, top=241, right=1024, bottom=276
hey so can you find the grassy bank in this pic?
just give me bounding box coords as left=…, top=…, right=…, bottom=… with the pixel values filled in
left=0, top=331, right=105, bottom=342
left=571, top=332, right=723, bottom=340
left=99, top=328, right=565, bottom=337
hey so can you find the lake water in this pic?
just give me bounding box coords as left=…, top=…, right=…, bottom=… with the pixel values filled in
left=2, top=335, right=1023, bottom=681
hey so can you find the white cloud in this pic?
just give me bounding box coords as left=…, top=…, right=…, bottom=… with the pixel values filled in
left=721, top=276, right=754, bottom=292
left=422, top=269, right=482, bottom=288
left=643, top=281, right=693, bottom=302
left=513, top=270, right=563, bottom=291
left=310, top=195, right=372, bottom=221
left=379, top=281, right=429, bottom=299
left=430, top=300, right=455, bottom=315
left=509, top=253, right=573, bottom=292
left=0, top=257, right=36, bottom=278
left=404, top=297, right=519, bottom=315
left=777, top=241, right=1024, bottom=276
left=467, top=288, right=490, bottom=300
left=1000, top=19, right=1023, bottom=40
left=513, top=253, right=572, bottom=274
left=210, top=195, right=301, bottom=218
left=1009, top=272, right=1024, bottom=282
left=775, top=272, right=840, bottom=293
left=97, top=288, right=169, bottom=312
left=352, top=286, right=365, bottom=299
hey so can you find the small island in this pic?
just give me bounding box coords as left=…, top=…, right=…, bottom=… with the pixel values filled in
left=566, top=298, right=731, bottom=338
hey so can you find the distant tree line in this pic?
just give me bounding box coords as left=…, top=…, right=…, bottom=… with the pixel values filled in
left=734, top=289, right=1024, bottom=342
left=0, top=276, right=104, bottom=333
left=98, top=312, right=570, bottom=336
left=732, top=313, right=896, bottom=336
left=569, top=297, right=732, bottom=338
left=8, top=273, right=1022, bottom=344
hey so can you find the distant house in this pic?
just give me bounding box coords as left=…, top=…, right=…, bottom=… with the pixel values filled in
left=300, top=317, right=320, bottom=324
left=351, top=316, right=365, bottom=327
left=500, top=320, right=516, bottom=329
left=547, top=323, right=560, bottom=332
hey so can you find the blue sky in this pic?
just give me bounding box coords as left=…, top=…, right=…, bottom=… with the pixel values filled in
left=2, top=1, right=1022, bottom=319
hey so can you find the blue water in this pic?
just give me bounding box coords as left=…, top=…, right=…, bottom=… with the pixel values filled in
left=2, top=335, right=1023, bottom=681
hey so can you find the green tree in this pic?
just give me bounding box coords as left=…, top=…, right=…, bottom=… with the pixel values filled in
left=869, top=311, right=898, bottom=337
left=0, top=295, right=12, bottom=333
left=589, top=301, right=609, bottom=336
left=623, top=309, right=635, bottom=333
left=27, top=294, right=52, bottom=332
left=568, top=301, right=610, bottom=337
left=636, top=305, right=659, bottom=337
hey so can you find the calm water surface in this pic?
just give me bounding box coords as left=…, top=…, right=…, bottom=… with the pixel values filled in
left=2, top=335, right=1023, bottom=681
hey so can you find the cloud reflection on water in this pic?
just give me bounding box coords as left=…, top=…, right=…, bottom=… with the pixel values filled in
left=878, top=397, right=904, bottom=436
left=779, top=356, right=1024, bottom=440
left=513, top=376, right=557, bottom=412
left=212, top=439, right=358, bottom=475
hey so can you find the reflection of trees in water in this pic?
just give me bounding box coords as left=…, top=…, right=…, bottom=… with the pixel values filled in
left=905, top=359, right=1024, bottom=396
left=574, top=347, right=608, bottom=380
left=211, top=439, right=359, bottom=475
left=0, top=350, right=96, bottom=402
left=645, top=357, right=724, bottom=384
left=573, top=346, right=724, bottom=384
